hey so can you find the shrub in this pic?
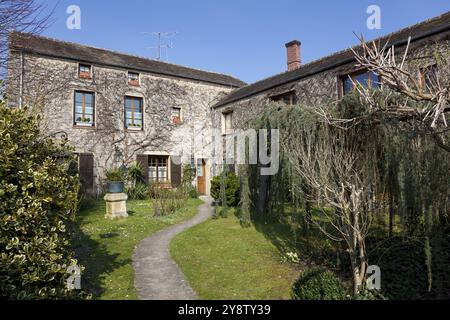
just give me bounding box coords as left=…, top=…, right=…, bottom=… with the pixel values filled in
left=0, top=104, right=86, bottom=299
left=291, top=268, right=348, bottom=300
left=126, top=161, right=144, bottom=185
left=125, top=183, right=148, bottom=200
left=149, top=183, right=184, bottom=216
left=210, top=172, right=240, bottom=206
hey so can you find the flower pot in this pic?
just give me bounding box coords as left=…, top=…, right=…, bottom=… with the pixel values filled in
left=106, top=181, right=124, bottom=193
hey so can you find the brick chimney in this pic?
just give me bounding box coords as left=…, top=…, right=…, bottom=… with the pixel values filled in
left=285, top=40, right=301, bottom=71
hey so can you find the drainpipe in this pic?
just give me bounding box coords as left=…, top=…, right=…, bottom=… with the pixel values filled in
left=19, top=50, right=24, bottom=108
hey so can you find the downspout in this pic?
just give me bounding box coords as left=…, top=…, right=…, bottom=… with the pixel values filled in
left=19, top=50, right=24, bottom=108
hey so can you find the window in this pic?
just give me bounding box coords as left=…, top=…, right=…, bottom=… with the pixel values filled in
left=172, top=107, right=182, bottom=124
left=128, top=72, right=140, bottom=85
left=79, top=64, right=91, bottom=78
left=342, top=70, right=379, bottom=95
left=223, top=111, right=233, bottom=135
left=149, top=156, right=168, bottom=182
left=419, top=64, right=437, bottom=91
left=270, top=91, right=297, bottom=105
left=74, top=91, right=95, bottom=126
left=125, top=96, right=143, bottom=130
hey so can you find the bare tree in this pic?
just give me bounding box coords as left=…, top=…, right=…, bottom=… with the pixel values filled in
left=0, top=0, right=53, bottom=77
left=283, top=118, right=371, bottom=294
left=314, top=36, right=450, bottom=152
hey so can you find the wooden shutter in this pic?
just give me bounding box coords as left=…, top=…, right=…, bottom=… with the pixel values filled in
left=136, top=155, right=149, bottom=184
left=170, top=156, right=182, bottom=188
left=78, top=153, right=94, bottom=192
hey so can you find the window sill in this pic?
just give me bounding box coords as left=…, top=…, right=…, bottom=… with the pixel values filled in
left=172, top=117, right=183, bottom=125
left=128, top=80, right=140, bottom=86
left=74, top=124, right=95, bottom=129
left=222, top=130, right=234, bottom=136
left=126, top=127, right=143, bottom=132
left=79, top=73, right=92, bottom=79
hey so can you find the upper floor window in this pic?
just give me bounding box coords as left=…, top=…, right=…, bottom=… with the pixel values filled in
left=270, top=91, right=297, bottom=105
left=128, top=72, right=140, bottom=86
left=125, top=96, right=143, bottom=130
left=342, top=70, right=379, bottom=95
left=222, top=111, right=233, bottom=135
left=419, top=64, right=437, bottom=91
left=79, top=64, right=92, bottom=78
left=74, top=91, right=95, bottom=127
left=172, top=107, right=182, bottom=124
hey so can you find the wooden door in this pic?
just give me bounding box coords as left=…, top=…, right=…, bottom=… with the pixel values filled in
left=197, top=159, right=206, bottom=195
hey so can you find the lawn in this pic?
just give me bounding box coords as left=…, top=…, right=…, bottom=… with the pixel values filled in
left=170, top=211, right=301, bottom=300
left=72, top=198, right=203, bottom=300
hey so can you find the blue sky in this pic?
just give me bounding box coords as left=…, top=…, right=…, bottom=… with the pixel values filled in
left=40, top=0, right=449, bottom=84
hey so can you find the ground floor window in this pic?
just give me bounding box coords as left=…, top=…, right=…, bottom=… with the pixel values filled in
left=149, top=156, right=169, bottom=182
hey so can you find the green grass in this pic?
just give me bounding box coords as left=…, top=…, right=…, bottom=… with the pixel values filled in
left=170, top=211, right=301, bottom=300
left=72, top=198, right=202, bottom=300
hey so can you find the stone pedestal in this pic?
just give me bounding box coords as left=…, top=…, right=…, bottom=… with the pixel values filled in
left=104, top=193, right=128, bottom=219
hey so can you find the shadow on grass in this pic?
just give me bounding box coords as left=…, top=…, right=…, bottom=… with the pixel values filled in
left=70, top=207, right=131, bottom=299
left=247, top=209, right=351, bottom=276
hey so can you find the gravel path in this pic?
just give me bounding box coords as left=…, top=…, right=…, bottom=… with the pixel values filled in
left=132, top=196, right=214, bottom=300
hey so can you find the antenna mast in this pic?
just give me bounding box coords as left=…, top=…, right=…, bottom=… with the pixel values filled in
left=142, top=31, right=178, bottom=61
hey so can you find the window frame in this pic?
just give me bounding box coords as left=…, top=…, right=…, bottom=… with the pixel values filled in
left=270, top=90, right=297, bottom=105
left=172, top=107, right=182, bottom=124
left=128, top=71, right=140, bottom=86
left=148, top=155, right=169, bottom=183
left=222, top=110, right=233, bottom=135
left=340, top=69, right=380, bottom=97
left=124, top=96, right=144, bottom=131
left=78, top=63, right=92, bottom=79
left=73, top=90, right=95, bottom=127
left=419, top=64, right=437, bottom=92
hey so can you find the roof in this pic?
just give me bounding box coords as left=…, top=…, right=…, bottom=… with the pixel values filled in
left=215, top=11, right=450, bottom=108
left=9, top=32, right=246, bottom=88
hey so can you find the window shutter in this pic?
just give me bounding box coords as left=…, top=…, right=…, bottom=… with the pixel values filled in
left=78, top=153, right=94, bottom=192
left=171, top=156, right=182, bottom=188
left=136, top=155, right=149, bottom=184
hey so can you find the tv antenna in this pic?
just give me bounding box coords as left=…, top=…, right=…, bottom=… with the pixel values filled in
left=142, top=31, right=178, bottom=61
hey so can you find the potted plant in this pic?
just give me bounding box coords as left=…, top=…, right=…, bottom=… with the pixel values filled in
left=105, top=168, right=125, bottom=193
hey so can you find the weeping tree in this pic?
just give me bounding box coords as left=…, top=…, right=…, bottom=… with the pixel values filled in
left=283, top=107, right=374, bottom=294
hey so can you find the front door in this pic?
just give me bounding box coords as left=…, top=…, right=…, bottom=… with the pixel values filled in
left=197, top=159, right=206, bottom=195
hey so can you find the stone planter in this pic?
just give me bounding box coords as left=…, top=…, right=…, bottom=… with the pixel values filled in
left=104, top=193, right=128, bottom=219
left=106, top=181, right=124, bottom=193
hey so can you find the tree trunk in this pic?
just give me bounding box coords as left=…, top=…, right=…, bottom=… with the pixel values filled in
left=389, top=192, right=394, bottom=237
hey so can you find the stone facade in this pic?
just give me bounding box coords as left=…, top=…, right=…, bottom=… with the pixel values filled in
left=7, top=41, right=241, bottom=195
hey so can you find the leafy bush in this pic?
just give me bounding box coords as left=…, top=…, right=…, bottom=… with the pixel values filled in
left=210, top=172, right=240, bottom=207
left=291, top=268, right=348, bottom=300
left=126, top=161, right=144, bottom=185
left=125, top=183, right=148, bottom=200
left=105, top=168, right=125, bottom=182
left=0, top=104, right=86, bottom=299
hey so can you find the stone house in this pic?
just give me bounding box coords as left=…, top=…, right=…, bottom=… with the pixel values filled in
left=7, top=11, right=449, bottom=195
left=7, top=32, right=245, bottom=195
